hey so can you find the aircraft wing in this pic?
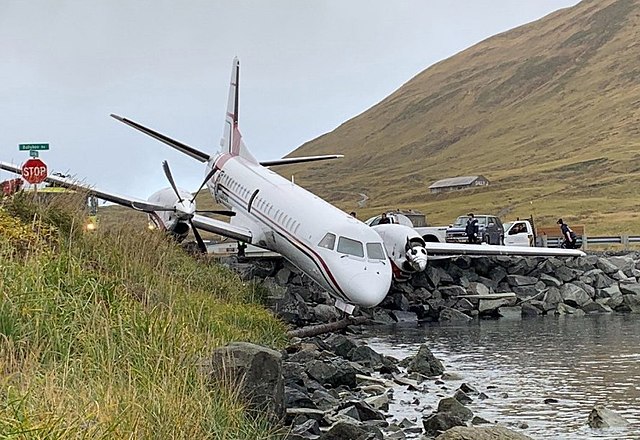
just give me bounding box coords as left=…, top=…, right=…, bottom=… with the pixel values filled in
left=0, top=161, right=170, bottom=212
left=424, top=241, right=586, bottom=258
left=260, top=155, right=344, bottom=167
left=191, top=214, right=252, bottom=243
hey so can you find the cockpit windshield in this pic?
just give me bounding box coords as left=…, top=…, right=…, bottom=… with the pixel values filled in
left=318, top=233, right=336, bottom=250
left=366, top=243, right=386, bottom=260
left=337, top=237, right=364, bottom=258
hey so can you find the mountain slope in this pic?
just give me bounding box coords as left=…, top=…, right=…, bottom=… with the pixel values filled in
left=279, top=0, right=640, bottom=234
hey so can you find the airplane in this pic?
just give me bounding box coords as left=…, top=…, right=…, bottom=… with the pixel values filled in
left=0, top=57, right=585, bottom=313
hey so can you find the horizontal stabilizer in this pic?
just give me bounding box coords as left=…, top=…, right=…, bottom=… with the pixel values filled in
left=260, top=154, right=344, bottom=167
left=111, top=114, right=211, bottom=162
left=424, top=242, right=586, bottom=258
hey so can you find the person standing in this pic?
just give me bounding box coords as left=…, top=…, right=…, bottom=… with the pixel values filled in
left=557, top=218, right=577, bottom=249
left=378, top=212, right=391, bottom=224
left=466, top=213, right=478, bottom=244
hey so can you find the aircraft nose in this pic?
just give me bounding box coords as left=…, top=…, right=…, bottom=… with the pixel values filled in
left=346, top=271, right=391, bottom=308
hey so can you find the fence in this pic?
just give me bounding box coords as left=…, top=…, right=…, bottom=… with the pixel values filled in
left=537, top=235, right=640, bottom=250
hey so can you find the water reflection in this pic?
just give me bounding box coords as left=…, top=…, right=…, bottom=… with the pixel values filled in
left=362, top=314, right=640, bottom=439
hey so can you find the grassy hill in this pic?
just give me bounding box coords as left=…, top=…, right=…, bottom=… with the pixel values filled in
left=276, top=0, right=640, bottom=235
left=0, top=193, right=287, bottom=438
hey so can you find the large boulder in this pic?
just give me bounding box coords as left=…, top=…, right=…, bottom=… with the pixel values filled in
left=407, top=344, right=445, bottom=376
left=435, top=425, right=534, bottom=439
left=320, top=421, right=383, bottom=440
left=210, top=342, right=284, bottom=420
left=437, top=397, right=473, bottom=421
left=423, top=413, right=466, bottom=436
left=560, top=283, right=591, bottom=307
left=305, top=359, right=357, bottom=388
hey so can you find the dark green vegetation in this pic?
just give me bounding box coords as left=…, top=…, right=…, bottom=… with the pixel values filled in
left=274, top=0, right=640, bottom=235
left=0, top=193, right=287, bottom=439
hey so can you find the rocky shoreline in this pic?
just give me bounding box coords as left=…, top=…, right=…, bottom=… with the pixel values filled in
left=214, top=252, right=640, bottom=438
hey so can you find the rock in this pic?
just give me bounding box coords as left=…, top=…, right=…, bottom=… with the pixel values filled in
left=539, top=273, right=562, bottom=287
left=390, top=310, right=419, bottom=322
left=364, top=393, right=390, bottom=411
left=587, top=405, right=630, bottom=428
left=439, top=286, right=467, bottom=298
left=324, top=334, right=357, bottom=359
left=407, top=344, right=445, bottom=377
left=311, top=389, right=340, bottom=411
left=506, top=275, right=538, bottom=287
left=607, top=256, right=636, bottom=276
left=275, top=266, right=292, bottom=285
left=521, top=302, right=541, bottom=316
left=478, top=298, right=513, bottom=313
left=471, top=416, right=492, bottom=425
left=467, top=282, right=491, bottom=296
left=498, top=306, right=522, bottom=319
left=437, top=397, right=473, bottom=421
left=210, top=342, right=284, bottom=420
left=582, top=301, right=612, bottom=314
left=439, top=307, right=473, bottom=322
left=453, top=390, right=472, bottom=404
left=289, top=419, right=321, bottom=439
left=306, top=359, right=357, bottom=389
left=560, top=283, right=591, bottom=307
left=285, top=386, right=317, bottom=409
left=338, top=400, right=386, bottom=422
left=441, top=372, right=464, bottom=381
left=313, top=304, right=341, bottom=323
left=435, top=426, right=534, bottom=439
left=619, top=282, right=640, bottom=296
left=350, top=345, right=384, bottom=368
left=597, top=258, right=619, bottom=275
left=320, top=421, right=382, bottom=440
left=423, top=412, right=466, bottom=436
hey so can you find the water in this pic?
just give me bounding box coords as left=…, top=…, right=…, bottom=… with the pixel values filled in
left=362, top=314, right=640, bottom=439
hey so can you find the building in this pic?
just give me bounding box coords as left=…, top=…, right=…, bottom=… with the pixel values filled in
left=428, top=175, right=489, bottom=194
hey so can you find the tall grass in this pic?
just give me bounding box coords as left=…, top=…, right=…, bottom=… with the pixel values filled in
left=0, top=193, right=288, bottom=439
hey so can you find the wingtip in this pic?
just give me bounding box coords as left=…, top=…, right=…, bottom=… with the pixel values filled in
left=110, top=114, right=124, bottom=121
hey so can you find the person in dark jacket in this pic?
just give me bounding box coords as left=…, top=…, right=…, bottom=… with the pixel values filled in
left=466, top=213, right=478, bottom=244
left=557, top=218, right=577, bottom=249
left=378, top=212, right=391, bottom=224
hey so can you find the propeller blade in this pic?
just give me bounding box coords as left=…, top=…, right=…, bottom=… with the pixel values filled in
left=190, top=167, right=217, bottom=203
left=195, top=210, right=236, bottom=217
left=162, top=160, right=183, bottom=202
left=189, top=220, right=208, bottom=253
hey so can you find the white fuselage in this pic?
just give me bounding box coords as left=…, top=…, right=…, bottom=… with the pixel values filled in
left=206, top=152, right=392, bottom=308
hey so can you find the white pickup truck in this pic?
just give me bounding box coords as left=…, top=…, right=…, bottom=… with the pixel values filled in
left=364, top=212, right=447, bottom=243
left=503, top=219, right=535, bottom=247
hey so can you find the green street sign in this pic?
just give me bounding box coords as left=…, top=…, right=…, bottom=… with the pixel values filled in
left=29, top=150, right=39, bottom=158
left=19, top=143, right=49, bottom=151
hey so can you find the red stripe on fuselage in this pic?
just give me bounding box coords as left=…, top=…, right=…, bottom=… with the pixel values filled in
left=217, top=184, right=348, bottom=300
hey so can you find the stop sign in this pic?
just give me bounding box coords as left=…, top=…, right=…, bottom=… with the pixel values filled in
left=21, top=158, right=48, bottom=184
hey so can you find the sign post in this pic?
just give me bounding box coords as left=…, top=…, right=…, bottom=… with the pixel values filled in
left=21, top=158, right=48, bottom=184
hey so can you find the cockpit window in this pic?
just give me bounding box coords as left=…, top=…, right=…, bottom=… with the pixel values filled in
left=337, top=237, right=364, bottom=257
left=366, top=243, right=386, bottom=260
left=318, top=233, right=336, bottom=250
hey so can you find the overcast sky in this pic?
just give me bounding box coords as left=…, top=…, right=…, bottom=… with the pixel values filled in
left=0, top=0, right=580, bottom=198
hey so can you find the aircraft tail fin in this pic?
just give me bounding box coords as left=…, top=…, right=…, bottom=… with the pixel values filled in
left=220, top=58, right=258, bottom=163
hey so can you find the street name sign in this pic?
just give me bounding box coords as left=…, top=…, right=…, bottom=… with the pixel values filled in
left=19, top=143, right=49, bottom=151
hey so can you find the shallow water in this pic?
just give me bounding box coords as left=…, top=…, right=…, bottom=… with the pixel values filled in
left=362, top=314, right=640, bottom=439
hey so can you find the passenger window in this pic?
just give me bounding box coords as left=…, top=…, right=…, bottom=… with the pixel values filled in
left=318, top=233, right=336, bottom=250
left=366, top=243, right=386, bottom=260
left=337, top=237, right=364, bottom=257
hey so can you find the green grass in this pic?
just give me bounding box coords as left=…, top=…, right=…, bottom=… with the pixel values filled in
left=0, top=193, right=288, bottom=439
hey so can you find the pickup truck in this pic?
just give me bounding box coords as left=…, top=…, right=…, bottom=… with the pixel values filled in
left=365, top=212, right=447, bottom=243
left=503, top=219, right=535, bottom=247
left=445, top=214, right=504, bottom=245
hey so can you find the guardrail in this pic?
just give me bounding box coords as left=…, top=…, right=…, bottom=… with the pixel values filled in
left=537, top=235, right=640, bottom=250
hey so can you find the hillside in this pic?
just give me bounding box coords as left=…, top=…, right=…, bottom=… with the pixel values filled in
left=277, top=0, right=640, bottom=235
left=0, top=193, right=287, bottom=438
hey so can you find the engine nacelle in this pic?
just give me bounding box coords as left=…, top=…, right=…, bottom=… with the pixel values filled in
left=372, top=224, right=428, bottom=282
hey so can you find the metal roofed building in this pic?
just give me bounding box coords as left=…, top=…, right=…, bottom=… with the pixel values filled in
left=428, top=175, right=489, bottom=194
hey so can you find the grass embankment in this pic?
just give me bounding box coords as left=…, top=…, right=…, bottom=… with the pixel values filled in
left=0, top=193, right=288, bottom=439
